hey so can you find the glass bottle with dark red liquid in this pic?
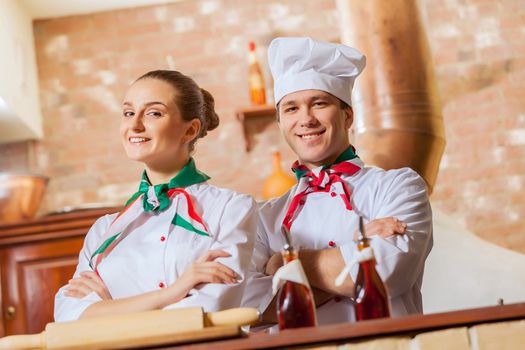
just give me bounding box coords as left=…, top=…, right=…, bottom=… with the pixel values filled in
left=276, top=226, right=317, bottom=330
left=353, top=217, right=391, bottom=321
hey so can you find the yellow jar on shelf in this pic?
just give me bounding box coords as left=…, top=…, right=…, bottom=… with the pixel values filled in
left=262, top=152, right=296, bottom=199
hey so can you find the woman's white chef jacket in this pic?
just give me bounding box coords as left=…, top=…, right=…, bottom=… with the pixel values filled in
left=55, top=182, right=257, bottom=322
left=242, top=160, right=433, bottom=326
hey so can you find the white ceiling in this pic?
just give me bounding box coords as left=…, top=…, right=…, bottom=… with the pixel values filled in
left=19, top=0, right=184, bottom=19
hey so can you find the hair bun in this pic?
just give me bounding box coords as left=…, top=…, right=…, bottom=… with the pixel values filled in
left=200, top=88, right=220, bottom=134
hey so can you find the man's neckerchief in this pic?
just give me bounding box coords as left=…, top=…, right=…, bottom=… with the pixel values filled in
left=283, top=146, right=363, bottom=230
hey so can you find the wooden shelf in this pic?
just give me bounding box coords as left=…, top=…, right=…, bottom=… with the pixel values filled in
left=235, top=105, right=276, bottom=152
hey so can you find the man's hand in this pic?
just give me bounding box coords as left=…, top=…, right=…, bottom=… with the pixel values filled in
left=354, top=217, right=407, bottom=240
left=265, top=217, right=407, bottom=277
left=265, top=252, right=284, bottom=276
left=65, top=271, right=112, bottom=300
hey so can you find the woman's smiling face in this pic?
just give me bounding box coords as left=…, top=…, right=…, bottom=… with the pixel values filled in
left=120, top=78, right=196, bottom=169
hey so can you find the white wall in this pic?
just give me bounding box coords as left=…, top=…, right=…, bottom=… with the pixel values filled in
left=0, top=0, right=43, bottom=143
left=423, top=208, right=525, bottom=313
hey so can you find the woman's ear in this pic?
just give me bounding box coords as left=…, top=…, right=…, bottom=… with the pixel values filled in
left=344, top=107, right=354, bottom=129
left=182, top=118, right=202, bottom=145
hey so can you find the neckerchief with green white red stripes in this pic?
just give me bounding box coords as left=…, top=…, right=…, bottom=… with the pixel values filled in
left=89, top=158, right=211, bottom=271
left=283, top=146, right=363, bottom=230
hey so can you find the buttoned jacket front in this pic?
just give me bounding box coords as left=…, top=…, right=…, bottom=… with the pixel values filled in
left=242, top=158, right=433, bottom=326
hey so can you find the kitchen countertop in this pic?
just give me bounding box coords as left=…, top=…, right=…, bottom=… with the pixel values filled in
left=0, top=207, right=119, bottom=244
left=164, top=302, right=525, bottom=349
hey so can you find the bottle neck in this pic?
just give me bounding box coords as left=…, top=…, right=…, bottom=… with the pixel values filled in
left=356, top=245, right=376, bottom=264
left=357, top=240, right=370, bottom=251
left=359, top=259, right=376, bottom=269
left=281, top=248, right=298, bottom=264
left=248, top=50, right=258, bottom=64
left=273, top=152, right=283, bottom=172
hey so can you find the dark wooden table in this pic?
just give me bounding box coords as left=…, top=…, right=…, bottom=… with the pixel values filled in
left=164, top=302, right=525, bottom=349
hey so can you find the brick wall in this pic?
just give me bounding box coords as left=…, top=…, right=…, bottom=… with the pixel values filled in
left=423, top=0, right=525, bottom=252
left=26, top=0, right=339, bottom=211
left=0, top=141, right=31, bottom=172
left=0, top=0, right=523, bottom=253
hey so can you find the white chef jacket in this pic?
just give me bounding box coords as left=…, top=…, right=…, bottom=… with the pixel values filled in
left=55, top=182, right=257, bottom=322
left=242, top=159, right=433, bottom=326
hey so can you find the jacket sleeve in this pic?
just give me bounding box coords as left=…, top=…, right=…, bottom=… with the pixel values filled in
left=339, top=168, right=433, bottom=298
left=369, top=168, right=433, bottom=298
left=164, top=194, right=258, bottom=312
left=53, top=214, right=114, bottom=322
left=240, top=221, right=274, bottom=314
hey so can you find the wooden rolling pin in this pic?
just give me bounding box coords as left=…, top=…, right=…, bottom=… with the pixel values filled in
left=0, top=307, right=259, bottom=350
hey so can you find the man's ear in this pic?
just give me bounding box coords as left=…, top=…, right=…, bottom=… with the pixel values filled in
left=344, top=107, right=354, bottom=129
left=183, top=118, right=202, bottom=145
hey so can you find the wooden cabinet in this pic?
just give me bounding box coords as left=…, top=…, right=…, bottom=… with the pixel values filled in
left=0, top=208, right=117, bottom=336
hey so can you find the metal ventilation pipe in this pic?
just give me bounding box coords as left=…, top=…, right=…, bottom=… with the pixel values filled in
left=337, top=0, right=445, bottom=193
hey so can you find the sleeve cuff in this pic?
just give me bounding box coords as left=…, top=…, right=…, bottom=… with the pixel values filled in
left=54, top=291, right=102, bottom=322
left=339, top=241, right=359, bottom=282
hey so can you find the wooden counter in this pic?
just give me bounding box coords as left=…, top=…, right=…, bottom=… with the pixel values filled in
left=166, top=302, right=525, bottom=349
left=0, top=208, right=118, bottom=337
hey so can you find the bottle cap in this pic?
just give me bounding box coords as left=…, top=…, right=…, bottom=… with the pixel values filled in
left=357, top=216, right=370, bottom=244
left=249, top=41, right=256, bottom=51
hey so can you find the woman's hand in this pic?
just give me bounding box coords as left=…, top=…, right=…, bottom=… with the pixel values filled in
left=175, top=250, right=239, bottom=295
left=65, top=271, right=112, bottom=300
left=354, top=217, right=407, bottom=240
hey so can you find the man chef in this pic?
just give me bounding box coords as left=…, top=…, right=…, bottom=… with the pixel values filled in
left=242, top=37, right=433, bottom=326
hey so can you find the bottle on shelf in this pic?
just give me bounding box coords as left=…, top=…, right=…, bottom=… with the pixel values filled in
left=248, top=41, right=266, bottom=106
left=276, top=225, right=317, bottom=330
left=353, top=216, right=391, bottom=321
left=262, top=152, right=296, bottom=199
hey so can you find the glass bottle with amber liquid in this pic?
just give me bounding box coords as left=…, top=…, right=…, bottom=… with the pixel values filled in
left=247, top=41, right=266, bottom=105
left=276, top=226, right=317, bottom=330
left=353, top=216, right=391, bottom=320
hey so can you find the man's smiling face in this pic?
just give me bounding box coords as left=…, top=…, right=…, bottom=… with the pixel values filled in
left=277, top=89, right=353, bottom=169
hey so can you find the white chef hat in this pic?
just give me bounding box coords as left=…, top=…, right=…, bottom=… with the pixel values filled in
left=268, top=37, right=366, bottom=106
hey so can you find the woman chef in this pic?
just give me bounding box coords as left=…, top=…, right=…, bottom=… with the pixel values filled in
left=55, top=70, right=257, bottom=321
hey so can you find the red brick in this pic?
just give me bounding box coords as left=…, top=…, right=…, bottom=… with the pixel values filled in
left=116, top=22, right=164, bottom=38
left=506, top=231, right=525, bottom=254
left=499, top=13, right=525, bottom=28
left=0, top=142, right=30, bottom=171
left=35, top=16, right=94, bottom=37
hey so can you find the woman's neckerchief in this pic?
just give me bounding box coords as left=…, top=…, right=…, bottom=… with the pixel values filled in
left=283, top=146, right=363, bottom=230
left=89, top=158, right=211, bottom=271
